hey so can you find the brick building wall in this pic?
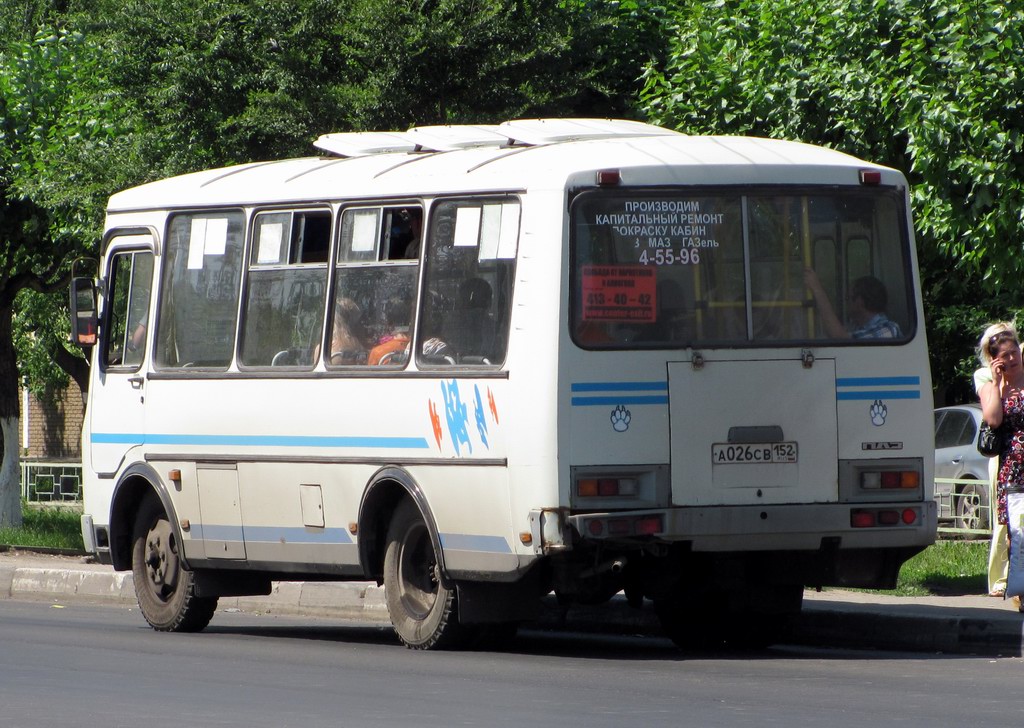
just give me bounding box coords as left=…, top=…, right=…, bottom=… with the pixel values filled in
left=19, top=383, right=85, bottom=460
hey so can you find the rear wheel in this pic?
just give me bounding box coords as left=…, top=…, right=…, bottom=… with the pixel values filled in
left=956, top=480, right=990, bottom=531
left=131, top=495, right=217, bottom=632
left=383, top=498, right=471, bottom=649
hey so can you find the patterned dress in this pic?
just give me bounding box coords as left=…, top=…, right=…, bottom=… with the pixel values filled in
left=997, top=390, right=1024, bottom=525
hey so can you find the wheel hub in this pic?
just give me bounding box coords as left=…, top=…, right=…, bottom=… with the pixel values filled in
left=144, top=519, right=179, bottom=595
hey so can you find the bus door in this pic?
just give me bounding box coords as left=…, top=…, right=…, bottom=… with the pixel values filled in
left=668, top=355, right=839, bottom=507
left=90, top=234, right=155, bottom=474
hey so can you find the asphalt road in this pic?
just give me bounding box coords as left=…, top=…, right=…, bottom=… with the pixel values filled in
left=0, top=600, right=1019, bottom=728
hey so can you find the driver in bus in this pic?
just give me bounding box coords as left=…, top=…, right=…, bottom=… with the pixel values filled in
left=803, top=268, right=902, bottom=339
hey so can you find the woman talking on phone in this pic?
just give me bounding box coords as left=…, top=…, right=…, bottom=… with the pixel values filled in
left=975, top=323, right=1017, bottom=596
left=979, top=328, right=1024, bottom=582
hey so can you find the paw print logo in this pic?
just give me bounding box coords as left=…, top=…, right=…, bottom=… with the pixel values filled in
left=610, top=405, right=631, bottom=433
left=870, top=399, right=887, bottom=427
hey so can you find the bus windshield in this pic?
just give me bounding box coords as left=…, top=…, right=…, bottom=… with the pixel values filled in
left=570, top=187, right=914, bottom=348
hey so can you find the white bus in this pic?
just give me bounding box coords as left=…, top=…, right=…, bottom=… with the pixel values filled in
left=70, top=119, right=936, bottom=649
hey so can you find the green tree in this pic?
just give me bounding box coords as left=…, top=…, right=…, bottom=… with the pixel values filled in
left=0, top=27, right=130, bottom=526
left=72, top=0, right=662, bottom=169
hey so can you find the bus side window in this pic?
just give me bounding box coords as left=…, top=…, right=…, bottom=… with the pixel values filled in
left=239, top=210, right=330, bottom=368
left=103, top=249, right=154, bottom=369
left=155, top=211, right=246, bottom=369
left=327, top=205, right=420, bottom=368
left=418, top=198, right=519, bottom=367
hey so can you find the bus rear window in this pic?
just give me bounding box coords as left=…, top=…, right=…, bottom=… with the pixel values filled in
left=570, top=188, right=914, bottom=348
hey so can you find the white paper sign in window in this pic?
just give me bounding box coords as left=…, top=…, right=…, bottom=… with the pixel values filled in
left=478, top=204, right=502, bottom=261
left=187, top=217, right=230, bottom=269
left=204, top=217, right=229, bottom=256
left=187, top=218, right=207, bottom=270
left=454, top=206, right=482, bottom=248
left=351, top=209, right=379, bottom=253
left=478, top=202, right=520, bottom=261
left=256, top=222, right=285, bottom=264
left=497, top=202, right=520, bottom=259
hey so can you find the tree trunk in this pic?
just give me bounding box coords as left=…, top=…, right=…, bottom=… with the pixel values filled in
left=0, top=415, right=21, bottom=527
left=52, top=339, right=90, bottom=395
left=0, top=304, right=23, bottom=527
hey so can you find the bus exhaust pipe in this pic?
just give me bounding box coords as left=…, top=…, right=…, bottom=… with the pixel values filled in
left=581, top=557, right=628, bottom=579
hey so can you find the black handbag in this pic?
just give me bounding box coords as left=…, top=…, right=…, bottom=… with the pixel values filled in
left=978, top=420, right=1005, bottom=457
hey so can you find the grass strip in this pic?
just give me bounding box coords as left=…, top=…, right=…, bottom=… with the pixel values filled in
left=0, top=503, right=85, bottom=552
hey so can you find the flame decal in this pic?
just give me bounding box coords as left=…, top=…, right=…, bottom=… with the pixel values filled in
left=487, top=387, right=500, bottom=424
left=429, top=399, right=443, bottom=450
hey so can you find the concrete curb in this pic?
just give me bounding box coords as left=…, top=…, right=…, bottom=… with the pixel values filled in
left=789, top=603, right=1024, bottom=657
left=2, top=555, right=1022, bottom=656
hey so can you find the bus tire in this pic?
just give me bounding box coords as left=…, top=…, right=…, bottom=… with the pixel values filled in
left=131, top=495, right=217, bottom=632
left=383, top=498, right=470, bottom=650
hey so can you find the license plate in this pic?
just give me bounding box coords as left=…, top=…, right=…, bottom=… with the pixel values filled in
left=712, top=442, right=798, bottom=465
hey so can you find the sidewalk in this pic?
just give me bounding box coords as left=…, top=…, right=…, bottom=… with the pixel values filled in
left=2, top=549, right=1021, bottom=657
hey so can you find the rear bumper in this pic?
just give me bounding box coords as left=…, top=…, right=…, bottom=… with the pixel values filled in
left=566, top=499, right=937, bottom=552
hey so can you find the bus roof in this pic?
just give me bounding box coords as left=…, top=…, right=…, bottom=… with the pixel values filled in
left=108, top=119, right=894, bottom=212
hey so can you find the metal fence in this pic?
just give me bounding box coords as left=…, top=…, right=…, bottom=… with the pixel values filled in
left=935, top=476, right=993, bottom=538
left=21, top=461, right=83, bottom=503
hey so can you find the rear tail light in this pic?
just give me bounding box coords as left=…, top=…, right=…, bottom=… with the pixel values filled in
left=877, top=510, right=900, bottom=526
left=576, top=477, right=639, bottom=498
left=851, top=507, right=919, bottom=528
left=861, top=469, right=920, bottom=489
left=851, top=510, right=876, bottom=528
left=585, top=514, right=663, bottom=538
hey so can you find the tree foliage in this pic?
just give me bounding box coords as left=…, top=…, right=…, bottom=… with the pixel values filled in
left=0, top=27, right=136, bottom=524
left=63, top=0, right=661, bottom=173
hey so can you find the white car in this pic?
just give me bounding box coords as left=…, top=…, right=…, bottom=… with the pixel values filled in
left=934, top=404, right=992, bottom=531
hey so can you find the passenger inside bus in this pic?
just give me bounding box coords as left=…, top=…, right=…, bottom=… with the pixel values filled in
left=803, top=268, right=902, bottom=339
left=368, top=295, right=412, bottom=365
left=634, top=279, right=690, bottom=343
left=320, top=297, right=369, bottom=365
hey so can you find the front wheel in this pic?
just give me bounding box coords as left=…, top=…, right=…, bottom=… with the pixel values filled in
left=383, top=499, right=470, bottom=649
left=131, top=495, right=217, bottom=632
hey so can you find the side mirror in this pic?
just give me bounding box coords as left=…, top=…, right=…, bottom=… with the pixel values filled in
left=69, top=277, right=98, bottom=347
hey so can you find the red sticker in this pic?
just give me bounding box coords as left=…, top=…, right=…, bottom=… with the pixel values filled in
left=581, top=265, right=657, bottom=322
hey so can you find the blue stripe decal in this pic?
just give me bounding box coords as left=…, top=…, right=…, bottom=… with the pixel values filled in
left=192, top=524, right=353, bottom=545
left=91, top=433, right=430, bottom=449
left=243, top=526, right=354, bottom=545
left=571, top=380, right=668, bottom=407
left=571, top=395, right=670, bottom=406
left=835, top=375, right=921, bottom=401
left=571, top=381, right=668, bottom=393
left=194, top=526, right=505, bottom=553
left=91, top=433, right=145, bottom=445
left=836, top=376, right=921, bottom=387
left=193, top=524, right=243, bottom=541
left=837, top=390, right=921, bottom=401
left=440, top=533, right=512, bottom=553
